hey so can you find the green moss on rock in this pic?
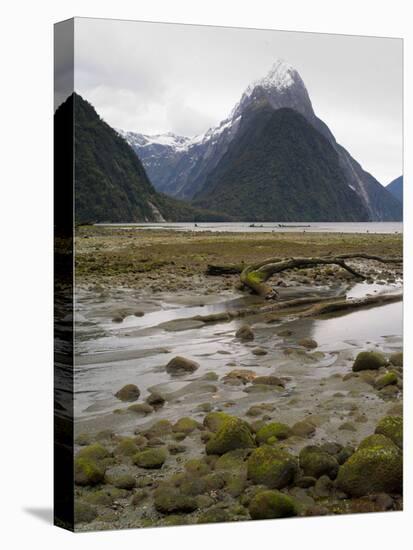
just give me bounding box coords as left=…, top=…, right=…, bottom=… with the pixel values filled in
left=184, top=458, right=210, bottom=476
left=114, top=437, right=138, bottom=456
left=336, top=445, right=402, bottom=497
left=375, top=416, right=403, bottom=448
left=74, top=501, right=97, bottom=524
left=357, top=434, right=398, bottom=451
left=133, top=447, right=167, bottom=469
left=299, top=446, right=339, bottom=479
left=375, top=371, right=398, bottom=390
left=247, top=445, right=298, bottom=489
left=249, top=490, right=298, bottom=520
left=154, top=486, right=198, bottom=514
left=206, top=416, right=255, bottom=455
left=172, top=417, right=200, bottom=434
left=76, top=443, right=110, bottom=462
left=256, top=422, right=292, bottom=444
left=203, top=411, right=232, bottom=432
left=74, top=457, right=105, bottom=486
left=352, top=351, right=387, bottom=372
left=106, top=473, right=136, bottom=490
left=84, top=489, right=114, bottom=506
left=215, top=449, right=249, bottom=471
left=197, top=506, right=233, bottom=524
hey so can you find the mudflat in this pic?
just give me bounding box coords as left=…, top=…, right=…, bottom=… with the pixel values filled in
left=72, top=226, right=403, bottom=531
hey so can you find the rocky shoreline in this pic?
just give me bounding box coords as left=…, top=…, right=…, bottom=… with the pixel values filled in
left=72, top=227, right=403, bottom=531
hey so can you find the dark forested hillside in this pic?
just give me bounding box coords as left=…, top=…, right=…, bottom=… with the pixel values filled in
left=194, top=104, right=369, bottom=222
left=55, top=93, right=232, bottom=223
left=386, top=176, right=403, bottom=204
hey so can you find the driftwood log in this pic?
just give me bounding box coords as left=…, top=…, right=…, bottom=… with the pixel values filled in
left=189, top=292, right=402, bottom=326
left=208, top=253, right=402, bottom=299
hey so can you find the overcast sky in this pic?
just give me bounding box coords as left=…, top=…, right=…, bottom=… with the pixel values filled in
left=73, top=17, right=402, bottom=185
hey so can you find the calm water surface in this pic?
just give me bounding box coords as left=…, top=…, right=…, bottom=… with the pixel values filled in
left=97, top=222, right=402, bottom=234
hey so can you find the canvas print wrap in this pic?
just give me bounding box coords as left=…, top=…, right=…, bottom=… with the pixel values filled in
left=54, top=17, right=403, bottom=532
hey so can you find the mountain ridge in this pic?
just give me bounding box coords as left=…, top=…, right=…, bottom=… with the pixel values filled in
left=57, top=93, right=233, bottom=224
left=193, top=103, right=370, bottom=222
left=121, top=59, right=402, bottom=221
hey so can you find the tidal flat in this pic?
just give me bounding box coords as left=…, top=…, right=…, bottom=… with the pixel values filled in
left=71, top=227, right=403, bottom=531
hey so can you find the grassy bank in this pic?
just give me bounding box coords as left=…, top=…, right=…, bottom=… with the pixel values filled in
left=75, top=226, right=402, bottom=289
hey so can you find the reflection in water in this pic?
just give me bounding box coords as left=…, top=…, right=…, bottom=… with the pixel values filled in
left=311, top=301, right=402, bottom=349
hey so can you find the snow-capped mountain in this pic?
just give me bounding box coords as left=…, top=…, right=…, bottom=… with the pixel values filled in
left=120, top=59, right=402, bottom=221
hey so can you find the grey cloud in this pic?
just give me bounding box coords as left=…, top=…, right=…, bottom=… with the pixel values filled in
left=73, top=17, right=402, bottom=184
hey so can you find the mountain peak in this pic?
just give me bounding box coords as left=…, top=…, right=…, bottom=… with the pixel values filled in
left=247, top=59, right=296, bottom=94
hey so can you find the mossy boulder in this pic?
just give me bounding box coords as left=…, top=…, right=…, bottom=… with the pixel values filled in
left=106, top=473, right=136, bottom=490
left=206, top=417, right=255, bottom=455
left=166, top=356, right=199, bottom=375
left=203, top=411, right=232, bottom=432
left=235, top=324, right=254, bottom=341
left=352, top=351, right=387, bottom=372
left=357, top=434, right=398, bottom=452
left=336, top=446, right=402, bottom=496
left=299, top=446, right=339, bottom=480
left=74, top=501, right=97, bottom=524
left=179, top=476, right=208, bottom=497
left=184, top=458, right=210, bottom=476
left=197, top=506, right=232, bottom=524
left=389, top=352, right=403, bottom=367
left=247, top=445, right=298, bottom=489
left=84, top=489, right=114, bottom=506
left=256, top=422, right=292, bottom=444
left=375, top=371, right=398, bottom=390
left=114, top=437, right=138, bottom=457
left=249, top=490, right=298, bottom=520
left=172, top=417, right=200, bottom=434
left=375, top=416, right=403, bottom=448
left=215, top=449, right=249, bottom=471
left=133, top=447, right=167, bottom=469
left=115, top=384, right=140, bottom=402
left=76, top=443, right=110, bottom=462
left=154, top=486, right=198, bottom=514
left=75, top=457, right=105, bottom=486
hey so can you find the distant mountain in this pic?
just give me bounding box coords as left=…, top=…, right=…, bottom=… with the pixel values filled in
left=56, top=93, right=232, bottom=223
left=194, top=104, right=369, bottom=221
left=386, top=176, right=403, bottom=203
left=122, top=59, right=402, bottom=221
